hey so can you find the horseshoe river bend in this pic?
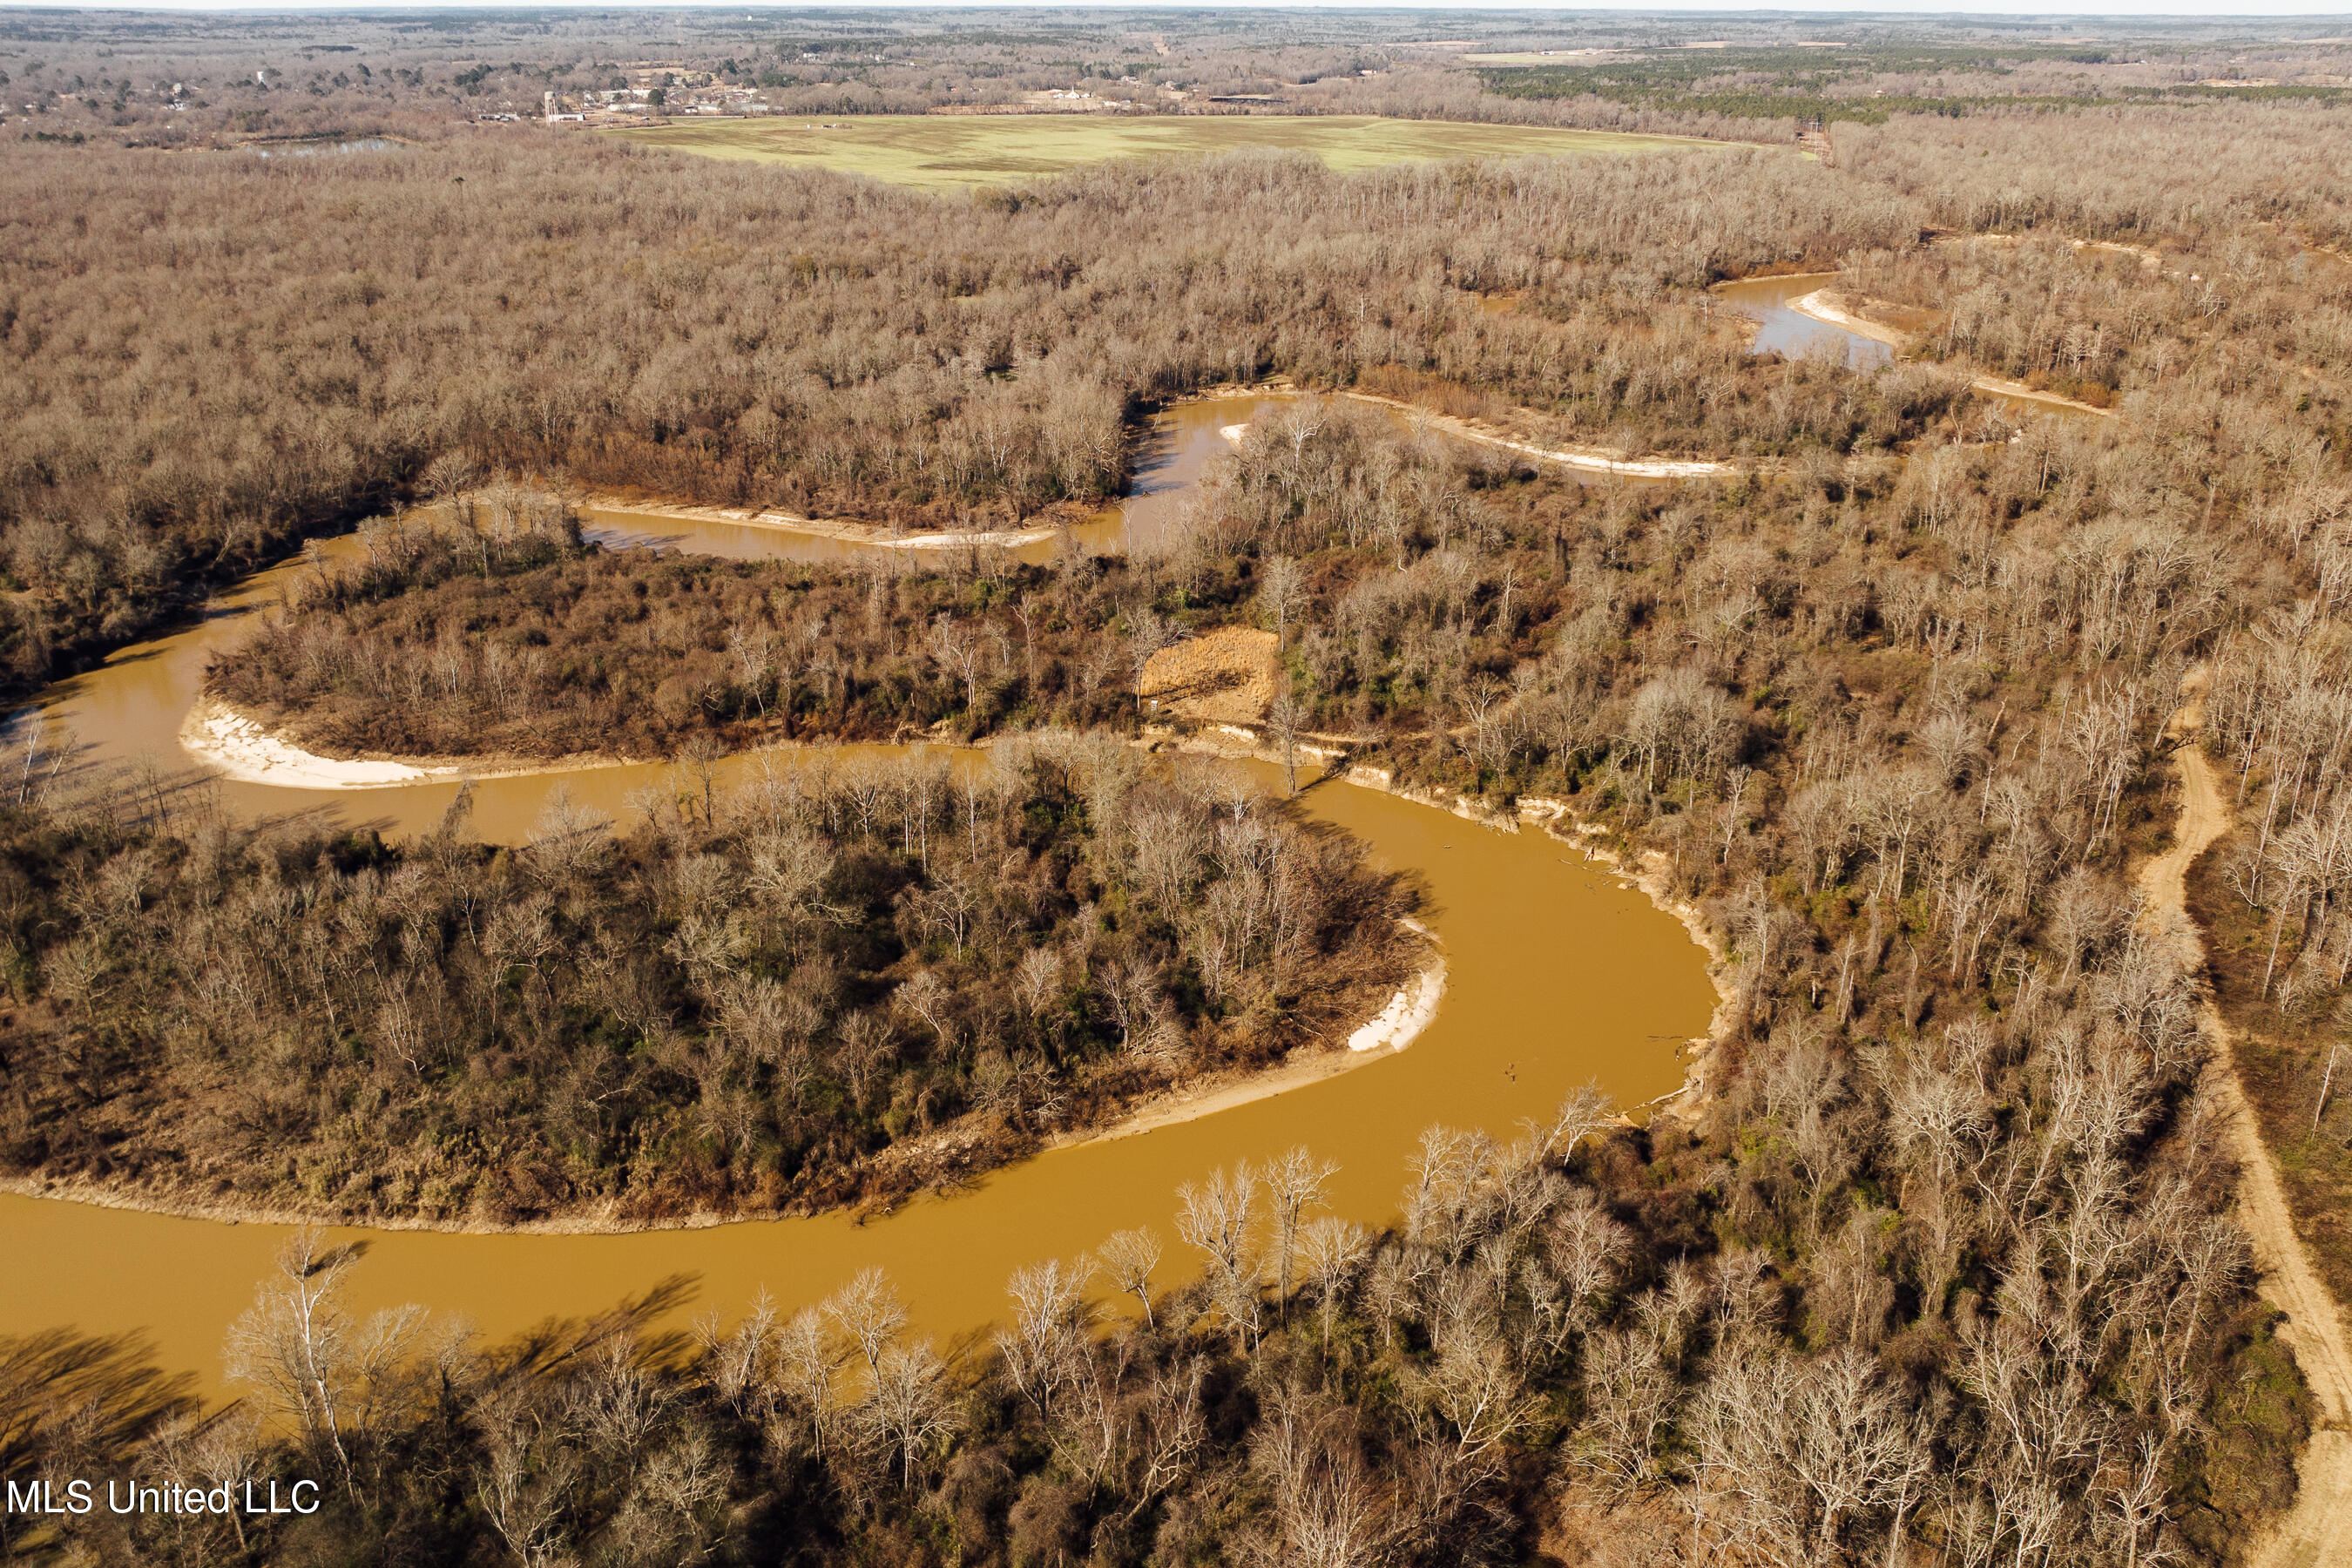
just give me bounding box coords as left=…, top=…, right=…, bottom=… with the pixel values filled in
left=0, top=397, right=1720, bottom=1395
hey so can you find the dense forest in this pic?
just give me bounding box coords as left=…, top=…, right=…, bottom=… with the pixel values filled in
left=7, top=13, right=2349, bottom=710
left=2, top=135, right=1937, bottom=705
left=12, top=229, right=2349, bottom=1564
left=9, top=10, right=2352, bottom=1565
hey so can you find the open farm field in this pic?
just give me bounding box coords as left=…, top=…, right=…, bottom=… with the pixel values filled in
left=606, top=112, right=1713, bottom=187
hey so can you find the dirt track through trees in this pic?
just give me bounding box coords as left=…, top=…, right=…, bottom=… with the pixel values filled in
left=2146, top=679, right=2352, bottom=1567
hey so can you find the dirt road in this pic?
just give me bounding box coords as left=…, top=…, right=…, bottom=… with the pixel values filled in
left=2143, top=679, right=2352, bottom=1567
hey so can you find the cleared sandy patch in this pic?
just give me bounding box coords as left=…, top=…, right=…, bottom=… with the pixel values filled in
left=1141, top=625, right=1281, bottom=725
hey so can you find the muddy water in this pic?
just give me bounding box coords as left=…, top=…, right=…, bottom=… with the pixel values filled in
left=3, top=392, right=1715, bottom=1393
left=0, top=770, right=1713, bottom=1389
left=1105, top=394, right=1289, bottom=549
left=1715, top=273, right=1894, bottom=368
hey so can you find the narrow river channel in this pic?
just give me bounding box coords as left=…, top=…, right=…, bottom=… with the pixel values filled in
left=3, top=397, right=1719, bottom=1396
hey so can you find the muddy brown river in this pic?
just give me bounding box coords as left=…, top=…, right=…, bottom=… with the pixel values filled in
left=3, top=400, right=1718, bottom=1395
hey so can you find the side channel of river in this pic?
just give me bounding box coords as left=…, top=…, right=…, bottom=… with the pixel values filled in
left=1715, top=273, right=2105, bottom=425
left=3, top=396, right=1720, bottom=1396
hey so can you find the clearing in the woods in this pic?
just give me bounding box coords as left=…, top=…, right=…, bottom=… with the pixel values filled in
left=607, top=113, right=1713, bottom=188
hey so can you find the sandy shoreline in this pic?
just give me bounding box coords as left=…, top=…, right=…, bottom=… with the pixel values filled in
left=181, top=700, right=461, bottom=788
left=1965, top=374, right=2114, bottom=416
left=179, top=699, right=640, bottom=791
left=1337, top=391, right=1740, bottom=478
left=1348, top=949, right=1444, bottom=1052
left=582, top=493, right=1064, bottom=551
left=1784, top=288, right=2114, bottom=417
left=1047, top=936, right=1447, bottom=1152
left=1154, top=722, right=1738, bottom=1122
left=1788, top=287, right=1911, bottom=348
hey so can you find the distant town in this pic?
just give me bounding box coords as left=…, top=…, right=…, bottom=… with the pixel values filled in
left=513, top=61, right=1207, bottom=125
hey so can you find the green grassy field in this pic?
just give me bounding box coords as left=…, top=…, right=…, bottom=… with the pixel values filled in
left=605, top=113, right=1712, bottom=189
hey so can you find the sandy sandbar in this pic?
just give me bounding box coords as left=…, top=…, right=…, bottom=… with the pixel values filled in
left=1054, top=943, right=1448, bottom=1152
left=1788, top=288, right=1912, bottom=348
left=1338, top=392, right=1739, bottom=478
left=1967, top=374, right=2114, bottom=416
left=179, top=700, right=637, bottom=791
left=583, top=494, right=1062, bottom=551
left=181, top=700, right=461, bottom=788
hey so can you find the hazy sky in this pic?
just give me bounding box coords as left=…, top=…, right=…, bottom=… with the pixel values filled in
left=2, top=0, right=2346, bottom=16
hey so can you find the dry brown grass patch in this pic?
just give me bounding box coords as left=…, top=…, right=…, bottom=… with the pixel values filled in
left=1141, top=626, right=1281, bottom=725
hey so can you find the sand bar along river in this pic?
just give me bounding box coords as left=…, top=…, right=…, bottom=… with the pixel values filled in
left=3, top=397, right=1719, bottom=1396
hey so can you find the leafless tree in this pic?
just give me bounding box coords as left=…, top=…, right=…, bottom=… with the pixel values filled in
left=1096, top=1227, right=1164, bottom=1330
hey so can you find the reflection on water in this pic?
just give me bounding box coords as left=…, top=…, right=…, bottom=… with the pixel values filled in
left=1113, top=395, right=1287, bottom=548
left=2, top=392, right=1716, bottom=1395
left=1714, top=273, right=1893, bottom=368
